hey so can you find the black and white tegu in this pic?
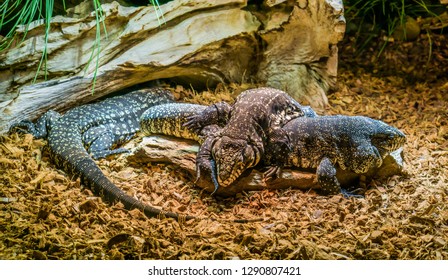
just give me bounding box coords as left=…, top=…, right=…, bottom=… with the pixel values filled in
left=280, top=115, right=406, bottom=195
left=184, top=87, right=317, bottom=193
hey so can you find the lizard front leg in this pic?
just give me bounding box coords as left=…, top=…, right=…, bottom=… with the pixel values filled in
left=317, top=157, right=364, bottom=198
left=350, top=144, right=383, bottom=174
left=317, top=157, right=341, bottom=195
left=263, top=127, right=292, bottom=181
left=82, top=124, right=135, bottom=159
left=184, top=102, right=232, bottom=131
left=195, top=135, right=220, bottom=194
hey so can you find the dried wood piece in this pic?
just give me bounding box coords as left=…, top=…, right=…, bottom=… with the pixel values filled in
left=0, top=0, right=345, bottom=134
left=127, top=135, right=405, bottom=196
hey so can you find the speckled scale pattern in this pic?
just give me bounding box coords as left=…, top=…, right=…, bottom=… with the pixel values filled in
left=282, top=115, right=406, bottom=195
left=188, top=87, right=318, bottom=189
left=9, top=88, right=200, bottom=221
left=51, top=89, right=174, bottom=158
left=223, top=88, right=317, bottom=136
left=140, top=103, right=209, bottom=142
left=139, top=102, right=406, bottom=196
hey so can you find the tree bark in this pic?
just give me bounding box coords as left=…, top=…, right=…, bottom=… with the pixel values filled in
left=0, top=0, right=345, bottom=134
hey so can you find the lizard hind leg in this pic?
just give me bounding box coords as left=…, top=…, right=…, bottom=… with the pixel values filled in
left=184, top=102, right=232, bottom=130
left=9, top=110, right=61, bottom=138
left=82, top=125, right=133, bottom=159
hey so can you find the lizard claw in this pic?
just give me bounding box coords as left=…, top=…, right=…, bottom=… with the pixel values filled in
left=183, top=115, right=203, bottom=131
left=209, top=158, right=220, bottom=195
left=341, top=188, right=364, bottom=199
left=263, top=166, right=281, bottom=182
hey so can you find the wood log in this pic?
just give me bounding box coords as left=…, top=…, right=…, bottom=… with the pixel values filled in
left=0, top=0, right=345, bottom=134
left=126, top=135, right=405, bottom=197
left=125, top=135, right=319, bottom=196
left=256, top=0, right=345, bottom=107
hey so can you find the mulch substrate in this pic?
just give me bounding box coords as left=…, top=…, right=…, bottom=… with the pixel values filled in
left=0, top=34, right=447, bottom=260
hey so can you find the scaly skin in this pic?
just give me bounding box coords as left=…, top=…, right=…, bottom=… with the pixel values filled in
left=10, top=90, right=260, bottom=223
left=141, top=104, right=406, bottom=196
left=9, top=88, right=198, bottom=220
left=140, top=103, right=223, bottom=191
left=140, top=103, right=218, bottom=143
left=280, top=115, right=406, bottom=195
left=184, top=87, right=318, bottom=193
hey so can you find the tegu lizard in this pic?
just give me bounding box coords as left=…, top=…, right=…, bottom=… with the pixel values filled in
left=141, top=104, right=406, bottom=196
left=9, top=88, right=257, bottom=223
left=183, top=87, right=317, bottom=193
left=279, top=115, right=406, bottom=195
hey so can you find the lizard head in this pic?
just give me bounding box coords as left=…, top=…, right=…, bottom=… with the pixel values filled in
left=369, top=119, right=406, bottom=157
left=337, top=116, right=406, bottom=174
left=211, top=136, right=262, bottom=187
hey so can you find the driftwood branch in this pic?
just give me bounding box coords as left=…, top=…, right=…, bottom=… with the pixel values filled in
left=126, top=135, right=405, bottom=196
left=0, top=0, right=345, bottom=134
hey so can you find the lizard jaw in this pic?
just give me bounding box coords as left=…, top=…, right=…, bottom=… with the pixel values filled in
left=217, top=168, right=243, bottom=188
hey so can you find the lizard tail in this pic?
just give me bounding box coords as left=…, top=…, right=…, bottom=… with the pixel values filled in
left=51, top=139, right=257, bottom=223
left=49, top=136, right=195, bottom=222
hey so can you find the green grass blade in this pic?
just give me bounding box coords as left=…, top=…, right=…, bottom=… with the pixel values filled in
left=33, top=0, right=53, bottom=83
left=150, top=0, right=166, bottom=26
left=1, top=0, right=41, bottom=51
left=84, top=0, right=106, bottom=93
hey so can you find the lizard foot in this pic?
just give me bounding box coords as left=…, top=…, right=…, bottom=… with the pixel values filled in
left=263, top=166, right=282, bottom=182
left=90, top=148, right=130, bottom=159
left=341, top=188, right=365, bottom=199
left=9, top=120, right=36, bottom=135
